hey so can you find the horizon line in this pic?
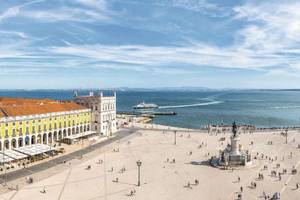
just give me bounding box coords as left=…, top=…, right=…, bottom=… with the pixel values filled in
left=0, top=87, right=300, bottom=91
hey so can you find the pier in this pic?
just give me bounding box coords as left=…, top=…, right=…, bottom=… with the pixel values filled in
left=117, top=111, right=177, bottom=116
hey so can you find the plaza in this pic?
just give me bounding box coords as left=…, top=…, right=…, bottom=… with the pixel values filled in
left=1, top=124, right=300, bottom=200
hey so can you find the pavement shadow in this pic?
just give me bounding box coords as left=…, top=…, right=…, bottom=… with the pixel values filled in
left=187, top=160, right=210, bottom=166
left=115, top=181, right=136, bottom=186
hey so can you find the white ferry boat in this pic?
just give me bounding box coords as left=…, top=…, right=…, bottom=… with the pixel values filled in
left=133, top=101, right=158, bottom=109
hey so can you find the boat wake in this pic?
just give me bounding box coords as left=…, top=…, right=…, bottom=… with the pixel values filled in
left=271, top=105, right=300, bottom=109
left=158, top=101, right=223, bottom=109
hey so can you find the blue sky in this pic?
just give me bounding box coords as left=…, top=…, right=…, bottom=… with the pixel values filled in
left=0, top=0, right=300, bottom=89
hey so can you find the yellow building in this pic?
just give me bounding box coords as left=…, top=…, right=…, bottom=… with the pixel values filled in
left=0, top=97, right=92, bottom=150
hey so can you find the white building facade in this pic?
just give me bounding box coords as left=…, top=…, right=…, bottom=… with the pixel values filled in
left=74, top=91, right=117, bottom=137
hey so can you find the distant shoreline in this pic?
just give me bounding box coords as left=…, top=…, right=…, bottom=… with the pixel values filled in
left=1, top=88, right=300, bottom=92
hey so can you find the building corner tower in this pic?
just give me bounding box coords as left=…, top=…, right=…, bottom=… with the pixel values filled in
left=74, top=91, right=117, bottom=137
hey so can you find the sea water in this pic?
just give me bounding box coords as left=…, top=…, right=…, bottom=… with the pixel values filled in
left=1, top=90, right=300, bottom=129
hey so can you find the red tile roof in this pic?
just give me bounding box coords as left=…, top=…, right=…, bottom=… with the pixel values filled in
left=0, top=97, right=87, bottom=117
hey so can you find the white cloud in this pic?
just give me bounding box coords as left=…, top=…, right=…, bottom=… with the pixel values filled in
left=154, top=0, right=232, bottom=17
left=47, top=43, right=283, bottom=71
left=0, top=0, right=44, bottom=22
left=0, top=31, right=27, bottom=38
left=168, top=0, right=221, bottom=12
left=0, top=0, right=112, bottom=24
left=0, top=6, right=20, bottom=22
left=75, top=0, right=107, bottom=11
left=37, top=0, right=300, bottom=75
left=234, top=2, right=300, bottom=48
left=20, top=7, right=111, bottom=22
left=1, top=0, right=300, bottom=80
left=61, top=39, right=72, bottom=46
left=0, top=50, right=25, bottom=58
left=231, top=1, right=300, bottom=73
left=266, top=69, right=300, bottom=78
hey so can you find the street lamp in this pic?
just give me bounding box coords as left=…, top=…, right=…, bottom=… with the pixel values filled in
left=174, top=130, right=177, bottom=145
left=285, top=129, right=288, bottom=144
left=136, top=160, right=142, bottom=186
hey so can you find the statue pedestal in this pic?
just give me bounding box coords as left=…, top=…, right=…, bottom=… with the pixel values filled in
left=230, top=136, right=240, bottom=156
left=217, top=122, right=252, bottom=167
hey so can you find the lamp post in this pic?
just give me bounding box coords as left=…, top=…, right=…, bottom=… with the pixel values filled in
left=174, top=130, right=177, bottom=145
left=285, top=129, right=288, bottom=144
left=136, top=160, right=142, bottom=186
